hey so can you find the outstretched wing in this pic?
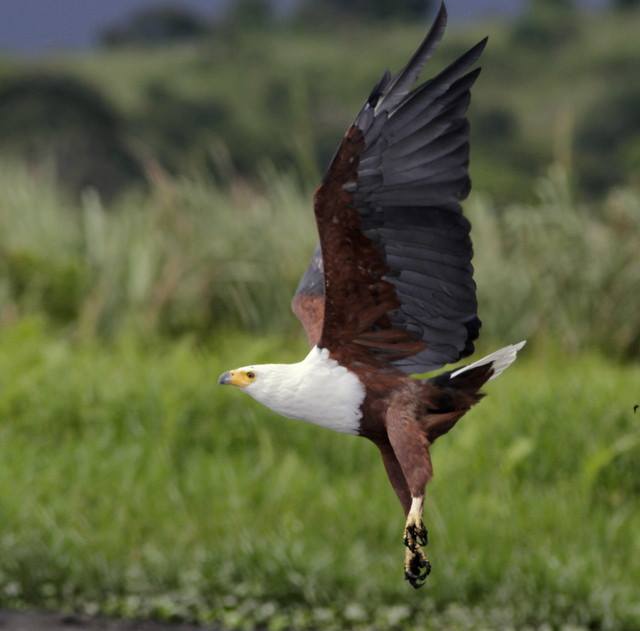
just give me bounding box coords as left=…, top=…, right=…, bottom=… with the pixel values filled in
left=292, top=3, right=484, bottom=372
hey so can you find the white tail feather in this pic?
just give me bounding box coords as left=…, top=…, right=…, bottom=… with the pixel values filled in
left=450, top=341, right=527, bottom=381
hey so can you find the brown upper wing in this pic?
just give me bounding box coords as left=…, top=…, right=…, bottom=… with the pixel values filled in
left=292, top=3, right=485, bottom=372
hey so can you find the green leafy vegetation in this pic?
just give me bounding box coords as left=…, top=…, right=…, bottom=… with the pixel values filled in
left=0, top=321, right=638, bottom=629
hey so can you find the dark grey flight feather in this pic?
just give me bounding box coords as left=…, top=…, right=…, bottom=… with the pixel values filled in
left=293, top=2, right=485, bottom=373
left=374, top=3, right=449, bottom=115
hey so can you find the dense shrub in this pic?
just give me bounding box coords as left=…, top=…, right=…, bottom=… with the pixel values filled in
left=574, top=84, right=640, bottom=196
left=510, top=1, right=578, bottom=49
left=0, top=74, right=144, bottom=199
left=298, top=0, right=435, bottom=23
left=101, top=6, right=210, bottom=47
left=613, top=0, right=640, bottom=9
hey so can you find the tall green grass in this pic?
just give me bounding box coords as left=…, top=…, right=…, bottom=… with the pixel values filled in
left=0, top=321, right=638, bottom=629
left=0, top=162, right=638, bottom=359
left=0, top=163, right=314, bottom=337
left=470, top=168, right=640, bottom=358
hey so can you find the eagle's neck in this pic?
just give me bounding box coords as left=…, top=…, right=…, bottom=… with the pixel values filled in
left=246, top=347, right=366, bottom=434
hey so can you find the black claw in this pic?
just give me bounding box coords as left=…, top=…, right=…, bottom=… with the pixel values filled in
left=404, top=522, right=430, bottom=554
left=404, top=524, right=419, bottom=551
left=404, top=566, right=428, bottom=589
left=404, top=570, right=419, bottom=588
left=404, top=550, right=432, bottom=589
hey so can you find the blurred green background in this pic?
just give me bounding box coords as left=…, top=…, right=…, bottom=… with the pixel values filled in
left=0, top=1, right=639, bottom=629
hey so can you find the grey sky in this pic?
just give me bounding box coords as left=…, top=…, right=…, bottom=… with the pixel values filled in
left=0, top=0, right=607, bottom=54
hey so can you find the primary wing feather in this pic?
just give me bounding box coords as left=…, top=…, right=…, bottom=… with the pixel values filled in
left=292, top=2, right=484, bottom=372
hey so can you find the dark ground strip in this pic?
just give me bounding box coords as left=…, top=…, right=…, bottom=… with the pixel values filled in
left=0, top=611, right=219, bottom=631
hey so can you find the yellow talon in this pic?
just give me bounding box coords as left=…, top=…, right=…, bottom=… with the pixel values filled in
left=402, top=496, right=430, bottom=587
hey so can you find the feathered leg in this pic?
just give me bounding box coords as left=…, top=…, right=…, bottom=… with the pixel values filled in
left=386, top=395, right=433, bottom=588
left=377, top=441, right=411, bottom=515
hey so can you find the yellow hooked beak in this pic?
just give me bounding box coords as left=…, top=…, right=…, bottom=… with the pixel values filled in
left=217, top=370, right=254, bottom=388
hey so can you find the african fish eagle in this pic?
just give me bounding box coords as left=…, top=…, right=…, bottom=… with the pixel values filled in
left=218, top=3, right=525, bottom=589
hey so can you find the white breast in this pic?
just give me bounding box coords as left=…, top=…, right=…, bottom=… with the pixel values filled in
left=243, top=347, right=365, bottom=434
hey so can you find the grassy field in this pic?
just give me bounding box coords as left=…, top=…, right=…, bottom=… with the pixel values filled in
left=0, top=319, right=638, bottom=630
left=0, top=150, right=638, bottom=630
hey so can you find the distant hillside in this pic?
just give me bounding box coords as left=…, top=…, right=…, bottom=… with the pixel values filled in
left=0, top=5, right=638, bottom=201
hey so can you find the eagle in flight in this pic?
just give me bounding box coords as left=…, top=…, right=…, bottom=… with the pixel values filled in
left=219, top=3, right=525, bottom=589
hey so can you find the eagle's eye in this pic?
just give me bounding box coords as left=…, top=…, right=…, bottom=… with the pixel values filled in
left=246, top=371, right=256, bottom=380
